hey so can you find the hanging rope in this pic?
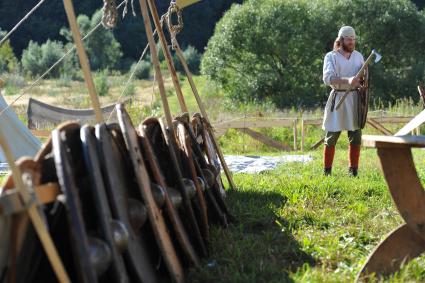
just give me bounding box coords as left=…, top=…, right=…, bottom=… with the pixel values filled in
left=102, top=0, right=137, bottom=29
left=0, top=0, right=128, bottom=118
left=102, top=0, right=118, bottom=29
left=122, top=0, right=137, bottom=18
left=165, top=2, right=184, bottom=49
left=0, top=0, right=47, bottom=46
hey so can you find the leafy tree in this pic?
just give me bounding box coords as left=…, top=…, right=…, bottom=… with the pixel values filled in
left=0, top=29, right=18, bottom=73
left=21, top=39, right=65, bottom=78
left=202, top=0, right=425, bottom=108
left=0, top=0, right=241, bottom=61
left=130, top=60, right=151, bottom=80
left=174, top=45, right=201, bottom=74
left=60, top=10, right=122, bottom=71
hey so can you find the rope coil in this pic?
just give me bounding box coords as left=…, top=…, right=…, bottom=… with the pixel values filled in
left=102, top=0, right=118, bottom=29
left=166, top=2, right=184, bottom=49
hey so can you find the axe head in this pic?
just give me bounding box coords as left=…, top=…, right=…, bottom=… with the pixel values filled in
left=372, top=49, right=382, bottom=63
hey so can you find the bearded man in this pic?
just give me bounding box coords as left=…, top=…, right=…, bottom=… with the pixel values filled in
left=322, top=26, right=365, bottom=177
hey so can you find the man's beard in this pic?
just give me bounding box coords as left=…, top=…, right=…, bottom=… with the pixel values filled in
left=341, top=42, right=355, bottom=53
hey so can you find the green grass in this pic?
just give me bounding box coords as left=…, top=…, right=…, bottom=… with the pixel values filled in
left=187, top=148, right=425, bottom=282
left=6, top=74, right=425, bottom=281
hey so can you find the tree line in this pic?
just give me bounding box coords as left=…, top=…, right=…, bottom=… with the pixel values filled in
left=202, top=0, right=425, bottom=108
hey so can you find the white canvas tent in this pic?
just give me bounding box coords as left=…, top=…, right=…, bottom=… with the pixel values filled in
left=0, top=92, right=41, bottom=170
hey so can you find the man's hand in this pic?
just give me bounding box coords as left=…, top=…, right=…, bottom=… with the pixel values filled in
left=348, top=76, right=361, bottom=88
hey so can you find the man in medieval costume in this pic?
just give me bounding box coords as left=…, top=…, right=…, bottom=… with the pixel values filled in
left=322, top=26, right=367, bottom=177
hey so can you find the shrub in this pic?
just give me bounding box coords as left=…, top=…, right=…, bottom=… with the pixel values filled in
left=94, top=70, right=110, bottom=97
left=21, top=40, right=65, bottom=78
left=174, top=45, right=201, bottom=75
left=60, top=10, right=122, bottom=71
left=130, top=61, right=151, bottom=80
left=123, top=82, right=136, bottom=97
left=0, top=29, right=18, bottom=73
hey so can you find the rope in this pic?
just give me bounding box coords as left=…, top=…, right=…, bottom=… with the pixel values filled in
left=102, top=0, right=137, bottom=29
left=0, top=0, right=127, bottom=118
left=102, top=0, right=118, bottom=29
left=0, top=0, right=47, bottom=46
left=122, top=0, right=136, bottom=18
left=165, top=2, right=184, bottom=49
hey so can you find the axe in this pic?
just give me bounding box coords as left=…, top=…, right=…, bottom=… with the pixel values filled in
left=334, top=49, right=382, bottom=111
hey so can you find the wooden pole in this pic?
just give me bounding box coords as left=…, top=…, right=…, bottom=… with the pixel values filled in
left=174, top=43, right=237, bottom=189
left=0, top=128, right=70, bottom=283
left=63, top=0, right=103, bottom=123
left=138, top=0, right=173, bottom=127
left=301, top=118, right=305, bottom=151
left=293, top=119, right=298, bottom=151
left=146, top=1, right=236, bottom=189
left=146, top=0, right=188, bottom=113
left=138, top=0, right=175, bottom=128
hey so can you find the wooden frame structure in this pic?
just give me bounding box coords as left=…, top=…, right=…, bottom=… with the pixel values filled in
left=357, top=135, right=425, bottom=280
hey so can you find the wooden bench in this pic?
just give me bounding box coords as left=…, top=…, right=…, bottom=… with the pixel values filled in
left=358, top=134, right=425, bottom=280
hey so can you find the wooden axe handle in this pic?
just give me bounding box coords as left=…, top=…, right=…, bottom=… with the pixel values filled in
left=334, top=52, right=375, bottom=110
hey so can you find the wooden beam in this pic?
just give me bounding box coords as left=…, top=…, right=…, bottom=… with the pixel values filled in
left=31, top=130, right=50, bottom=137
left=301, top=119, right=305, bottom=151
left=138, top=0, right=173, bottom=128
left=63, top=0, right=103, bottom=123
left=396, top=112, right=425, bottom=136
left=146, top=0, right=188, bottom=113
left=362, top=134, right=425, bottom=148
left=367, top=118, right=393, bottom=135
left=236, top=128, right=292, bottom=151
left=293, top=119, right=298, bottom=151
left=214, top=118, right=296, bottom=130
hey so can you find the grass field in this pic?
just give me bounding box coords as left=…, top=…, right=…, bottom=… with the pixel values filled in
left=187, top=148, right=425, bottom=282
left=3, top=74, right=425, bottom=282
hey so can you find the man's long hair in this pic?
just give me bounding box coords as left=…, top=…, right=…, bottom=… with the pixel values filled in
left=333, top=36, right=343, bottom=51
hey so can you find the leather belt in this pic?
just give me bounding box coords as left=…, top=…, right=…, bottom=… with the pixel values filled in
left=330, top=89, right=358, bottom=111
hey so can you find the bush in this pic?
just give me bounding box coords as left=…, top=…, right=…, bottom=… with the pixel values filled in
left=123, top=82, right=136, bottom=97
left=130, top=61, right=151, bottom=80
left=60, top=10, right=122, bottom=71
left=174, top=45, right=202, bottom=75
left=94, top=70, right=110, bottom=97
left=202, top=0, right=425, bottom=108
left=21, top=40, right=65, bottom=78
left=0, top=29, right=18, bottom=73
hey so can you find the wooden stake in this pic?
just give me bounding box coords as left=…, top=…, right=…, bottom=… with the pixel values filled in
left=146, top=0, right=188, bottom=113
left=293, top=119, right=298, bottom=151
left=0, top=128, right=70, bottom=283
left=138, top=0, right=173, bottom=128
left=301, top=119, right=305, bottom=151
left=63, top=0, right=103, bottom=123
left=146, top=1, right=237, bottom=189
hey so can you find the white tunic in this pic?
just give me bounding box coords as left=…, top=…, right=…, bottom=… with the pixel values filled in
left=322, top=50, right=364, bottom=132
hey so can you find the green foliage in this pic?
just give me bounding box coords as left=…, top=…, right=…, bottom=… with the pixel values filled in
left=21, top=40, right=65, bottom=78
left=94, top=69, right=110, bottom=97
left=130, top=61, right=151, bottom=80
left=202, top=0, right=425, bottom=108
left=60, top=10, right=122, bottom=71
left=174, top=45, right=202, bottom=74
left=123, top=82, right=136, bottom=97
left=0, top=29, right=18, bottom=73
